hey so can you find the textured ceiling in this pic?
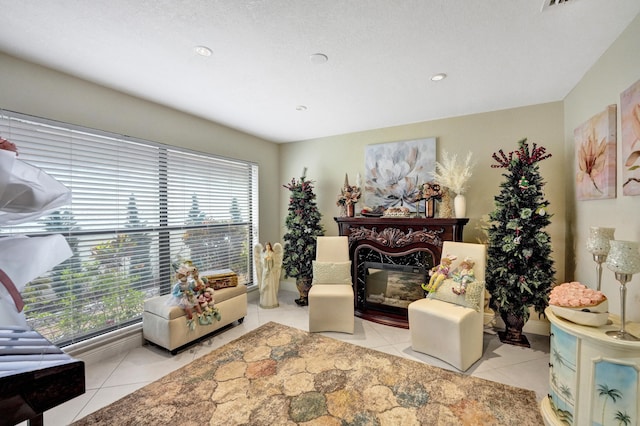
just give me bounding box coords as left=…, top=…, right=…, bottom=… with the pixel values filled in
left=1, top=0, right=639, bottom=143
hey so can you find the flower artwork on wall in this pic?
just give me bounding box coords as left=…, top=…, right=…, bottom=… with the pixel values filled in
left=364, top=138, right=436, bottom=211
left=621, top=78, right=640, bottom=196
left=574, top=105, right=617, bottom=201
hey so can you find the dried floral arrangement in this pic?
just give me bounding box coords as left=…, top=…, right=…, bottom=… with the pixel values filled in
left=432, top=151, right=476, bottom=195
left=336, top=174, right=361, bottom=206
left=414, top=181, right=443, bottom=202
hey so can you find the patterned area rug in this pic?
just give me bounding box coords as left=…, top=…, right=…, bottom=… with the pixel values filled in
left=72, top=322, right=543, bottom=425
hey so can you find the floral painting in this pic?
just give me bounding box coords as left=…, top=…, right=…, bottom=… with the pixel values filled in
left=575, top=105, right=617, bottom=201
left=621, top=79, right=640, bottom=196
left=364, top=138, right=436, bottom=211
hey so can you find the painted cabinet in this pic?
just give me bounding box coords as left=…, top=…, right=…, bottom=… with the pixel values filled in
left=541, top=308, right=640, bottom=426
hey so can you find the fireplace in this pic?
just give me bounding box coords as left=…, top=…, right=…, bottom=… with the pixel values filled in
left=364, top=260, right=428, bottom=315
left=335, top=217, right=468, bottom=328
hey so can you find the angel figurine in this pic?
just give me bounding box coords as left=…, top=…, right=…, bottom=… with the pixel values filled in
left=253, top=242, right=283, bottom=309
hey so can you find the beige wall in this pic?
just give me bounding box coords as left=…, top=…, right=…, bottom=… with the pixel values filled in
left=280, top=102, right=566, bottom=284
left=0, top=52, right=282, bottom=246
left=2, top=12, right=638, bottom=321
left=564, top=13, right=640, bottom=321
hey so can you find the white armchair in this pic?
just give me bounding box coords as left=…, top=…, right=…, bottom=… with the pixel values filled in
left=308, top=236, right=355, bottom=334
left=408, top=241, right=487, bottom=371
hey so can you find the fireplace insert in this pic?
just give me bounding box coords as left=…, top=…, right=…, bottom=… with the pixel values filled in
left=364, top=261, right=427, bottom=315
left=334, top=216, right=469, bottom=327
left=355, top=248, right=435, bottom=326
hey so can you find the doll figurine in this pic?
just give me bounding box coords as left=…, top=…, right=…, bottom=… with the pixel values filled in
left=166, top=262, right=202, bottom=321
left=451, top=257, right=476, bottom=295
left=191, top=266, right=206, bottom=293
left=422, top=254, right=457, bottom=293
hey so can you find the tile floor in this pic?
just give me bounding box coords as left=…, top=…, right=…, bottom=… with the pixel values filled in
left=30, top=290, right=550, bottom=425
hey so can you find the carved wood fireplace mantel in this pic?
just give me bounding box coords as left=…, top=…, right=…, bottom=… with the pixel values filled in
left=334, top=217, right=469, bottom=328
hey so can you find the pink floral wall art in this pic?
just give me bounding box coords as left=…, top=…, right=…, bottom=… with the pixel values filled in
left=574, top=105, right=617, bottom=201
left=621, top=78, right=640, bottom=196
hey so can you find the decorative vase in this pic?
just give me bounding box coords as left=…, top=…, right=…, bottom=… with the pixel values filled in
left=499, top=312, right=530, bottom=347
left=454, top=194, right=466, bottom=218
left=438, top=189, right=453, bottom=218
left=347, top=203, right=355, bottom=217
left=295, top=276, right=312, bottom=306
left=424, top=199, right=435, bottom=218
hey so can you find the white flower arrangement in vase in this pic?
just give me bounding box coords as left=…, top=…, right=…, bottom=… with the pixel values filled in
left=432, top=151, right=476, bottom=218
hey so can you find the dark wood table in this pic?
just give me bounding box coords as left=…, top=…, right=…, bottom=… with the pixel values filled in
left=0, top=326, right=85, bottom=426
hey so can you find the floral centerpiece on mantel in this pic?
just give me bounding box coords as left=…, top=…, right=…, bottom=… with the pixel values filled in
left=413, top=181, right=443, bottom=217
left=336, top=173, right=361, bottom=216
left=432, top=151, right=476, bottom=218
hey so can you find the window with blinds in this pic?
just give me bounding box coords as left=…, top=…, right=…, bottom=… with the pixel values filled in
left=0, top=110, right=258, bottom=346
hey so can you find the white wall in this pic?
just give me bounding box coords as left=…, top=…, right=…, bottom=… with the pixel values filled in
left=564, top=13, right=640, bottom=321
left=0, top=52, right=282, bottom=246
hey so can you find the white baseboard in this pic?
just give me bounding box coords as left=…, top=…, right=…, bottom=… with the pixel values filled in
left=64, top=323, right=145, bottom=365
left=281, top=279, right=297, bottom=293
left=523, top=313, right=551, bottom=336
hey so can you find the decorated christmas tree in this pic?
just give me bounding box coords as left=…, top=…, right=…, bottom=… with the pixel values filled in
left=282, top=168, right=324, bottom=306
left=487, top=138, right=555, bottom=347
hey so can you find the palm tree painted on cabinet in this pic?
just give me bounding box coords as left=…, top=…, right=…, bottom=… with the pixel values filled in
left=614, top=410, right=631, bottom=426
left=549, top=326, right=576, bottom=422
left=551, top=371, right=558, bottom=388
left=593, top=360, right=637, bottom=426
left=598, top=384, right=623, bottom=426
left=559, top=384, right=573, bottom=411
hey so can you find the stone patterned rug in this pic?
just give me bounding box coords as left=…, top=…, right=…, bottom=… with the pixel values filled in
left=72, top=322, right=543, bottom=425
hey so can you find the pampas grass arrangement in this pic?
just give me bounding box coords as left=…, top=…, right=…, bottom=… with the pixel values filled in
left=432, top=151, right=476, bottom=195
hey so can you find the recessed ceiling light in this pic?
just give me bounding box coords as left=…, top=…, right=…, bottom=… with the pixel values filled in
left=296, top=105, right=308, bottom=111
left=310, top=53, right=328, bottom=64
left=430, top=73, right=447, bottom=81
left=194, top=45, right=212, bottom=57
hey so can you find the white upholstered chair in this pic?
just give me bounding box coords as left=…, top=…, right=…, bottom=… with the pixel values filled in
left=408, top=241, right=487, bottom=371
left=308, top=236, right=355, bottom=334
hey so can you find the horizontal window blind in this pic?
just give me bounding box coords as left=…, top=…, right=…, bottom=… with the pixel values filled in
left=0, top=110, right=258, bottom=346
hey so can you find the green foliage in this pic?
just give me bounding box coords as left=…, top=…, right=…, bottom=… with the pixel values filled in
left=182, top=193, right=249, bottom=278
left=40, top=210, right=82, bottom=296
left=126, top=194, right=153, bottom=291
left=282, top=172, right=324, bottom=279
left=25, top=233, right=145, bottom=344
left=486, top=138, right=555, bottom=322
left=183, top=219, right=229, bottom=269
left=228, top=198, right=250, bottom=279
left=230, top=197, right=242, bottom=222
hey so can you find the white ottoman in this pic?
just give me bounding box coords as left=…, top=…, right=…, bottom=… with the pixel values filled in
left=143, top=284, right=247, bottom=354
left=408, top=297, right=483, bottom=371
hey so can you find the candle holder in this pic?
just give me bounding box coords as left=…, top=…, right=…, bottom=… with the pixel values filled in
left=586, top=227, right=615, bottom=291
left=605, top=240, right=640, bottom=341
